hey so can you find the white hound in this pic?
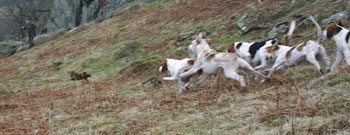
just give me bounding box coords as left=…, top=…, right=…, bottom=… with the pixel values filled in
left=180, top=33, right=269, bottom=90
left=159, top=58, right=202, bottom=94
left=267, top=16, right=330, bottom=76
left=323, top=21, right=350, bottom=71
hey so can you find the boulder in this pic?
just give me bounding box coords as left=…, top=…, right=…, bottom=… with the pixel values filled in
left=128, top=5, right=140, bottom=13
left=237, top=12, right=248, bottom=31
left=95, top=0, right=135, bottom=22
left=268, top=23, right=289, bottom=39
left=141, top=0, right=156, bottom=3
left=0, top=48, right=15, bottom=56
left=34, top=28, right=66, bottom=41
left=49, top=0, right=160, bottom=31
left=16, top=45, right=30, bottom=52
left=114, top=41, right=143, bottom=60
left=53, top=59, right=62, bottom=67
left=177, top=28, right=207, bottom=43
left=81, top=0, right=100, bottom=24
left=297, top=14, right=319, bottom=28
left=322, top=11, right=348, bottom=25
left=47, top=0, right=82, bottom=33
left=141, top=77, right=163, bottom=88
left=0, top=41, right=25, bottom=48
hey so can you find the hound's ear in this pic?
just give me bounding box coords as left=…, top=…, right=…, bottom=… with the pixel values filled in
left=196, top=32, right=204, bottom=44
left=273, top=42, right=280, bottom=49
left=205, top=38, right=212, bottom=43
left=227, top=43, right=235, bottom=53
left=198, top=32, right=204, bottom=39
left=338, top=22, right=344, bottom=27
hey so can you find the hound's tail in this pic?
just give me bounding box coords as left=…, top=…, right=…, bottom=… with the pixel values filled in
left=284, top=20, right=296, bottom=45
left=309, top=15, right=322, bottom=43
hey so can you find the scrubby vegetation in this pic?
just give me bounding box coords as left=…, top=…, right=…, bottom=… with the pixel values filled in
left=0, top=0, right=350, bottom=134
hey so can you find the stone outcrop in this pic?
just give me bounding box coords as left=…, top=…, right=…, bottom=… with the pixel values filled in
left=48, top=0, right=158, bottom=32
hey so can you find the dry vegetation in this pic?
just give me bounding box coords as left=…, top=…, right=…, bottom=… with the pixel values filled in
left=0, top=0, right=349, bottom=134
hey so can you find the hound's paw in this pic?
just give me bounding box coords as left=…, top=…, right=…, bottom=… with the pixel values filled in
left=163, top=77, right=176, bottom=81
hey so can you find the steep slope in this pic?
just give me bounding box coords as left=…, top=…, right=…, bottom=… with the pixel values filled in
left=0, top=0, right=350, bottom=134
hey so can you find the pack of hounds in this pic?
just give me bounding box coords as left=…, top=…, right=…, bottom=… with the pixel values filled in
left=159, top=16, right=350, bottom=94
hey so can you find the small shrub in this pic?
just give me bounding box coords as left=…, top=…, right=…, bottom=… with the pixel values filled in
left=342, top=75, right=350, bottom=82
left=328, top=79, right=341, bottom=87
left=131, top=55, right=162, bottom=70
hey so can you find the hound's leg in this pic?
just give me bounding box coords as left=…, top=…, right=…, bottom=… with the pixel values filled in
left=306, top=55, right=323, bottom=74
left=222, top=66, right=247, bottom=90
left=183, top=73, right=199, bottom=89
left=195, top=73, right=211, bottom=86
left=330, top=51, right=344, bottom=71
left=343, top=50, right=350, bottom=66
left=237, top=58, right=268, bottom=80
left=177, top=78, right=186, bottom=94
left=317, top=47, right=331, bottom=72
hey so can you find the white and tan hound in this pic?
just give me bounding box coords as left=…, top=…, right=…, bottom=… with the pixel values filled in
left=267, top=16, right=330, bottom=77
left=159, top=58, right=202, bottom=94
left=180, top=33, right=269, bottom=90
left=323, top=21, right=350, bottom=71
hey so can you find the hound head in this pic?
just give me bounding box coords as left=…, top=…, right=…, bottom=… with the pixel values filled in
left=227, top=43, right=235, bottom=53
left=324, top=22, right=344, bottom=39
left=83, top=72, right=91, bottom=78
left=159, top=59, right=168, bottom=72
left=68, top=71, right=75, bottom=76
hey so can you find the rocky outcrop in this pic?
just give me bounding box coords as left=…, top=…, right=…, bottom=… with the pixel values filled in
left=322, top=11, right=348, bottom=25
left=48, top=0, right=142, bottom=32
left=0, top=48, right=15, bottom=56
left=47, top=0, right=82, bottom=32
left=48, top=0, right=158, bottom=32
left=0, top=41, right=25, bottom=48
left=95, top=0, right=135, bottom=22
left=81, top=0, right=101, bottom=24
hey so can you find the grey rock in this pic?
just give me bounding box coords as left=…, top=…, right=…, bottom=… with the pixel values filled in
left=48, top=0, right=82, bottom=32
left=0, top=48, right=15, bottom=56
left=34, top=28, right=66, bottom=41
left=211, top=32, right=218, bottom=36
left=142, top=0, right=156, bottom=3
left=141, top=77, right=162, bottom=88
left=114, top=41, right=143, bottom=60
left=49, top=0, right=159, bottom=31
left=128, top=5, right=140, bottom=13
left=237, top=12, right=248, bottom=31
left=297, top=14, right=319, bottom=28
left=16, top=45, right=30, bottom=52
left=178, top=29, right=207, bottom=43
left=81, top=0, right=100, bottom=25
left=53, top=59, right=62, bottom=67
left=95, top=0, right=135, bottom=22
left=322, top=11, right=348, bottom=25
left=64, top=56, right=72, bottom=61
left=0, top=41, right=25, bottom=48
left=121, top=90, right=133, bottom=95
left=218, top=24, right=225, bottom=30
left=268, top=24, right=289, bottom=39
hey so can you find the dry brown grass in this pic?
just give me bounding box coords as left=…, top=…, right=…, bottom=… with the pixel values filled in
left=0, top=0, right=349, bottom=134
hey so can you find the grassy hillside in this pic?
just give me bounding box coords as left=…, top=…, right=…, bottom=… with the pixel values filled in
left=1, top=0, right=350, bottom=134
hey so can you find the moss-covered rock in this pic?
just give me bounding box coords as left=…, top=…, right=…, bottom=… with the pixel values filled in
left=142, top=77, right=163, bottom=88
left=118, top=55, right=162, bottom=75
left=114, top=41, right=143, bottom=60
left=131, top=55, right=162, bottom=71
left=328, top=79, right=341, bottom=87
